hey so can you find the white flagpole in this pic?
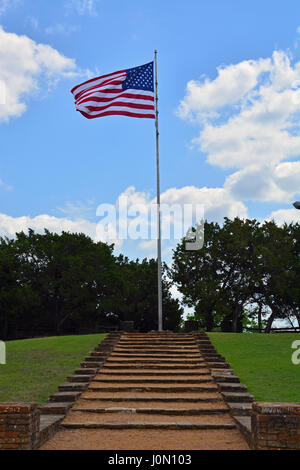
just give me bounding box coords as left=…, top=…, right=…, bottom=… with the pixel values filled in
left=154, top=50, right=163, bottom=332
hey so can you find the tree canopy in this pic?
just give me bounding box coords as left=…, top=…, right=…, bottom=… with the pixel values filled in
left=0, top=230, right=182, bottom=339
left=170, top=217, right=300, bottom=332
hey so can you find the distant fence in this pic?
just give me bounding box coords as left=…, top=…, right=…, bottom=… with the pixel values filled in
left=245, top=327, right=300, bottom=333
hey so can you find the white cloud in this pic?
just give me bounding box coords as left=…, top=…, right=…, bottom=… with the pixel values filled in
left=26, top=16, right=39, bottom=30
left=0, top=180, right=13, bottom=191
left=66, top=0, right=98, bottom=16
left=0, top=0, right=20, bottom=16
left=118, top=185, right=248, bottom=223
left=192, top=53, right=300, bottom=169
left=0, top=26, right=78, bottom=122
left=177, top=57, right=271, bottom=120
left=0, top=212, right=123, bottom=248
left=45, top=23, right=80, bottom=35
left=138, top=239, right=156, bottom=251
left=116, top=185, right=248, bottom=234
left=57, top=200, right=95, bottom=220
left=160, top=185, right=248, bottom=222
left=266, top=208, right=300, bottom=225
left=0, top=213, right=95, bottom=239
left=116, top=185, right=247, bottom=253
left=177, top=49, right=300, bottom=207
left=225, top=161, right=300, bottom=202
left=0, top=178, right=12, bottom=191
left=0, top=183, right=247, bottom=255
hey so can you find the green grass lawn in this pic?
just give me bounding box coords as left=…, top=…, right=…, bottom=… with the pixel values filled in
left=208, top=333, right=300, bottom=402
left=0, top=334, right=106, bottom=405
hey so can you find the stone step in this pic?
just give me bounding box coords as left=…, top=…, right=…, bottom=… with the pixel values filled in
left=109, top=354, right=202, bottom=359
left=112, top=349, right=200, bottom=354
left=113, top=349, right=199, bottom=354
left=38, top=402, right=73, bottom=415
left=81, top=361, right=103, bottom=368
left=119, top=336, right=196, bottom=340
left=117, top=344, right=197, bottom=348
left=221, top=392, right=254, bottom=403
left=81, top=393, right=223, bottom=402
left=212, top=374, right=240, bottom=383
left=119, top=340, right=196, bottom=344
left=99, top=369, right=210, bottom=376
left=116, top=345, right=199, bottom=349
left=74, top=399, right=227, bottom=409
left=203, top=357, right=225, bottom=362
left=85, top=356, right=107, bottom=362
left=97, top=347, right=116, bottom=350
left=90, top=352, right=109, bottom=357
left=122, top=336, right=192, bottom=338
left=211, top=368, right=234, bottom=375
left=67, top=375, right=94, bottom=383
left=49, top=391, right=82, bottom=402
left=104, top=357, right=204, bottom=367
left=72, top=407, right=229, bottom=415
left=87, top=384, right=218, bottom=393
left=197, top=348, right=216, bottom=353
left=197, top=346, right=213, bottom=350
left=102, top=340, right=120, bottom=343
left=123, top=334, right=197, bottom=336
left=102, top=364, right=208, bottom=370
left=92, top=377, right=213, bottom=384
left=62, top=421, right=236, bottom=430
left=233, top=416, right=252, bottom=447
left=227, top=402, right=253, bottom=416
left=75, top=368, right=98, bottom=375
left=123, top=337, right=202, bottom=340
left=39, top=415, right=65, bottom=447
left=206, top=362, right=231, bottom=369
left=59, top=383, right=88, bottom=392
left=40, top=414, right=64, bottom=430
left=217, top=383, right=248, bottom=393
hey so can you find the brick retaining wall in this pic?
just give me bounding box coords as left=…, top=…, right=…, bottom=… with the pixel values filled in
left=0, top=402, right=39, bottom=450
left=252, top=402, right=300, bottom=450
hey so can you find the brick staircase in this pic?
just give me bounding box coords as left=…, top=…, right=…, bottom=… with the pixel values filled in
left=40, top=332, right=249, bottom=450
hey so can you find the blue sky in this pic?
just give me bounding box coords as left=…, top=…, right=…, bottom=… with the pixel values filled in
left=0, top=0, right=300, bottom=266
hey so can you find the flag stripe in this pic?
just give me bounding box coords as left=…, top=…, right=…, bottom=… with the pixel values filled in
left=71, top=69, right=126, bottom=97
left=77, top=79, right=124, bottom=95
left=78, top=109, right=155, bottom=119
left=77, top=93, right=154, bottom=107
left=77, top=89, right=154, bottom=105
left=76, top=86, right=123, bottom=104
left=78, top=101, right=155, bottom=113
left=71, top=62, right=155, bottom=120
left=75, top=73, right=127, bottom=99
left=78, top=105, right=155, bottom=116
left=76, top=83, right=124, bottom=102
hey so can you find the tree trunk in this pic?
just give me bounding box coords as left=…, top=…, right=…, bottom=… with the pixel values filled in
left=265, top=312, right=276, bottom=333
left=232, top=305, right=239, bottom=332
left=258, top=304, right=262, bottom=333
left=233, top=303, right=243, bottom=332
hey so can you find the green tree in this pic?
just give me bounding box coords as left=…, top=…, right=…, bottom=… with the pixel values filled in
left=170, top=217, right=300, bottom=333
left=13, top=229, right=119, bottom=334
left=114, top=256, right=183, bottom=331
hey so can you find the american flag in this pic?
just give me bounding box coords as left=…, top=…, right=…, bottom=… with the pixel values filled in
left=71, top=62, right=155, bottom=119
